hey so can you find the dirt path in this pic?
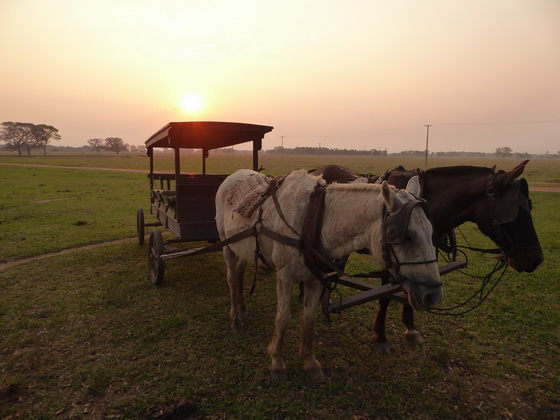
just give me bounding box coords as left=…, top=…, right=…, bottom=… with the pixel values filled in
left=524, top=181, right=560, bottom=193
left=0, top=237, right=136, bottom=272
left=0, top=162, right=146, bottom=173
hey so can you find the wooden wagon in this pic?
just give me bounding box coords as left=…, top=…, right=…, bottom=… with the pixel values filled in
left=136, top=121, right=273, bottom=284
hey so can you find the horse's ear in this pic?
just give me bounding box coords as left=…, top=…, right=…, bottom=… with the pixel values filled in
left=510, top=160, right=529, bottom=178
left=405, top=176, right=421, bottom=198
left=497, top=160, right=529, bottom=190
left=381, top=181, right=398, bottom=212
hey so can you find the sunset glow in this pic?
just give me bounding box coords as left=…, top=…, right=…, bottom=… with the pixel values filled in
left=1, top=0, right=559, bottom=153
left=181, top=95, right=202, bottom=114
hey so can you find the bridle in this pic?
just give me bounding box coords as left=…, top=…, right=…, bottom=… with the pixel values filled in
left=486, top=168, right=539, bottom=255
left=382, top=197, right=440, bottom=288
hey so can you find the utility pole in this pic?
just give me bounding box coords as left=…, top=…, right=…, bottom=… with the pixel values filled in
left=280, top=136, right=284, bottom=158
left=424, top=124, right=431, bottom=166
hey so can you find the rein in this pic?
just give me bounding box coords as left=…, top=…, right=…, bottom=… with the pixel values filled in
left=427, top=224, right=510, bottom=317
left=429, top=247, right=509, bottom=316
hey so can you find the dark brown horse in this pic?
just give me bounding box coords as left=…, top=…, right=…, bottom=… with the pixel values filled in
left=311, top=160, right=543, bottom=353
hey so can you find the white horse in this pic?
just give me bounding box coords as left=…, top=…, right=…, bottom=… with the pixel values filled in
left=215, top=169, right=442, bottom=381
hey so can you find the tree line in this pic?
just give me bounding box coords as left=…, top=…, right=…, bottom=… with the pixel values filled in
left=266, top=146, right=553, bottom=158
left=2, top=121, right=556, bottom=158
left=266, top=146, right=388, bottom=156
left=0, top=122, right=61, bottom=157
left=0, top=121, right=146, bottom=156
left=85, top=138, right=145, bottom=155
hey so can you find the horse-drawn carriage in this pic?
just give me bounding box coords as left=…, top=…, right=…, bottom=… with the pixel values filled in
left=136, top=121, right=451, bottom=305
left=136, top=121, right=273, bottom=284
left=137, top=122, right=543, bottom=380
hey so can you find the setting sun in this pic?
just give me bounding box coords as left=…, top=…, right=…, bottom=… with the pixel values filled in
left=181, top=95, right=202, bottom=114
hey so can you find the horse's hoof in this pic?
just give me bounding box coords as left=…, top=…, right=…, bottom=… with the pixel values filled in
left=404, top=329, right=424, bottom=344
left=374, top=342, right=391, bottom=354
left=270, top=369, right=288, bottom=383
left=231, top=320, right=244, bottom=333
left=305, top=367, right=325, bottom=381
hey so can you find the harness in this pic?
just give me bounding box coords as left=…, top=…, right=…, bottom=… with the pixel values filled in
left=253, top=179, right=441, bottom=293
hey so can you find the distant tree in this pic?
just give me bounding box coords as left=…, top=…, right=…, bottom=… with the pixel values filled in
left=33, top=124, right=61, bottom=156
left=0, top=122, right=36, bottom=156
left=104, top=137, right=129, bottom=154
left=370, top=148, right=388, bottom=156
left=0, top=122, right=59, bottom=157
left=87, top=138, right=105, bottom=154
left=495, top=146, right=513, bottom=157
left=136, top=145, right=147, bottom=155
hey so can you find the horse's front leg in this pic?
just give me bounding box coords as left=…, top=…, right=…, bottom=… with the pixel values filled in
left=374, top=296, right=391, bottom=354
left=402, top=303, right=424, bottom=344
left=268, top=269, right=296, bottom=382
left=300, top=279, right=324, bottom=381
left=224, top=246, right=247, bottom=332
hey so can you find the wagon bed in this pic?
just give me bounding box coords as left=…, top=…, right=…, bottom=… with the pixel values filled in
left=149, top=173, right=227, bottom=241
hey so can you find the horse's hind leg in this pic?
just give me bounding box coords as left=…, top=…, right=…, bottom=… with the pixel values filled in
left=402, top=303, right=424, bottom=344
left=268, top=269, right=296, bottom=382
left=300, top=279, right=324, bottom=381
left=224, top=246, right=247, bottom=332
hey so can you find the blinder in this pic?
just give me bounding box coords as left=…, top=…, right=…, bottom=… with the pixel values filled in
left=489, top=178, right=531, bottom=226
left=385, top=198, right=428, bottom=244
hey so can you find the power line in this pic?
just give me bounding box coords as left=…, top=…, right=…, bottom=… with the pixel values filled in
left=433, top=119, right=560, bottom=126
left=279, top=119, right=559, bottom=139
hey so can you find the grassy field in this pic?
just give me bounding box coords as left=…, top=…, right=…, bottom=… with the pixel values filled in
left=1, top=154, right=559, bottom=418
left=2, top=151, right=560, bottom=179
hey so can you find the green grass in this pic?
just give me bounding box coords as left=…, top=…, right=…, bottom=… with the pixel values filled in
left=3, top=151, right=560, bottom=179
left=0, top=165, right=146, bottom=260
left=0, top=154, right=559, bottom=418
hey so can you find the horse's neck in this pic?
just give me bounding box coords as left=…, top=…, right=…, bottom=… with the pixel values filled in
left=320, top=186, right=384, bottom=262
left=423, top=170, right=488, bottom=234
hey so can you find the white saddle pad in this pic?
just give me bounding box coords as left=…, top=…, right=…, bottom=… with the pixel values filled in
left=227, top=174, right=272, bottom=218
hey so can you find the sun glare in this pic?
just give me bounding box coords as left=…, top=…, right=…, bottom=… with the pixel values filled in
left=181, top=95, right=202, bottom=114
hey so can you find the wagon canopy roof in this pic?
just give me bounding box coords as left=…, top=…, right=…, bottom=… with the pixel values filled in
left=145, top=121, right=274, bottom=150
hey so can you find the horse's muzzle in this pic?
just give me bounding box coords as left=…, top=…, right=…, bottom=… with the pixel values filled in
left=406, top=282, right=443, bottom=310
left=509, top=248, right=544, bottom=273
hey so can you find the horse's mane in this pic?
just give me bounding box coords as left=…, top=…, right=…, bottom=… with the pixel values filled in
left=424, top=165, right=493, bottom=178
left=327, top=181, right=384, bottom=192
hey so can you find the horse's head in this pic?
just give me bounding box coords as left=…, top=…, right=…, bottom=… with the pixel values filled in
left=475, top=160, right=543, bottom=272
left=380, top=177, right=443, bottom=310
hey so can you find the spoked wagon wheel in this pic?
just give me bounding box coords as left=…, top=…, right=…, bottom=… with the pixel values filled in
left=137, top=207, right=145, bottom=246
left=148, top=230, right=165, bottom=285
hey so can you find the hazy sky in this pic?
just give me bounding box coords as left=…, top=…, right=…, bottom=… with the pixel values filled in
left=1, top=0, right=559, bottom=154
